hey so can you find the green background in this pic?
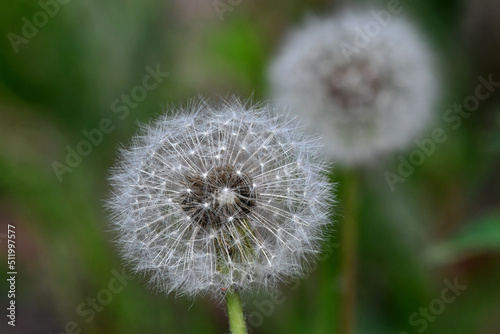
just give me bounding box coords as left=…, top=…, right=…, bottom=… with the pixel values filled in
left=1, top=0, right=500, bottom=333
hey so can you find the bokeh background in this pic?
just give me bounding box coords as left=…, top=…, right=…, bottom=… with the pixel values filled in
left=1, top=0, right=500, bottom=333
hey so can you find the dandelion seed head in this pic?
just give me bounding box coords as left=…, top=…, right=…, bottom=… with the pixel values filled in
left=106, top=97, right=333, bottom=299
left=269, top=11, right=439, bottom=165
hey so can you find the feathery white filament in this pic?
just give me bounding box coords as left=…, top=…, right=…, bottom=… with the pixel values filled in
left=269, top=11, right=439, bottom=165
left=106, top=97, right=333, bottom=299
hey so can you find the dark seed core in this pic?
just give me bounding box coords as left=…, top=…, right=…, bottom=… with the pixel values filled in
left=327, top=61, right=382, bottom=109
left=179, top=165, right=257, bottom=227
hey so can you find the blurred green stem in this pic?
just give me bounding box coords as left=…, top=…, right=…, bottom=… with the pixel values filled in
left=340, top=171, right=358, bottom=334
left=226, top=289, right=247, bottom=334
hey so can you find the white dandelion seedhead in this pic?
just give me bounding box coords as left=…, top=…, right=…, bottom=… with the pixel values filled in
left=107, top=97, right=333, bottom=299
left=269, top=11, right=439, bottom=165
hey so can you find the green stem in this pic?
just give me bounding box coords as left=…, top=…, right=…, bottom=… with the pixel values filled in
left=226, top=289, right=247, bottom=334
left=340, top=170, right=358, bottom=334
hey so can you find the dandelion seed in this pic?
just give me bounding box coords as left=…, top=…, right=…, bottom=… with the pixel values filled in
left=106, top=97, right=333, bottom=300
left=269, top=11, right=439, bottom=165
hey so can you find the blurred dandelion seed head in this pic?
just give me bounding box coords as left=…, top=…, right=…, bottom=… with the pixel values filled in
left=106, top=97, right=333, bottom=299
left=269, top=12, right=439, bottom=165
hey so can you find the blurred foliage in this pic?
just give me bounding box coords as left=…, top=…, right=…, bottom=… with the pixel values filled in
left=1, top=0, right=500, bottom=333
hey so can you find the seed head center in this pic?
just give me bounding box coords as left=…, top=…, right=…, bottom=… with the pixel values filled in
left=217, top=188, right=238, bottom=206
left=327, top=61, right=382, bottom=110
left=179, top=165, right=257, bottom=227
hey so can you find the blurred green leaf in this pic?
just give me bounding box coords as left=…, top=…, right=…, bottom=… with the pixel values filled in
left=428, top=213, right=500, bottom=264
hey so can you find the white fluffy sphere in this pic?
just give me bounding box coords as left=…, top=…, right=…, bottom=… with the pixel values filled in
left=106, top=98, right=333, bottom=299
left=270, top=11, right=439, bottom=165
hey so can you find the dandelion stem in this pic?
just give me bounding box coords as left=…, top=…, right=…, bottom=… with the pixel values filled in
left=226, top=289, right=247, bottom=334
left=340, top=170, right=358, bottom=334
